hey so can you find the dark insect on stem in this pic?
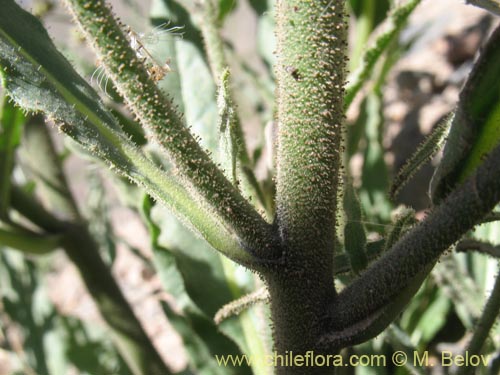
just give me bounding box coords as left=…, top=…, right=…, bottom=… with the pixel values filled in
left=285, top=65, right=301, bottom=81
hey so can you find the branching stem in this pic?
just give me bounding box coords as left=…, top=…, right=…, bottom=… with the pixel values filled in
left=62, top=0, right=280, bottom=262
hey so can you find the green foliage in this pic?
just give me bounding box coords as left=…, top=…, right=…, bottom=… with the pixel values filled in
left=390, top=117, right=451, bottom=200
left=0, top=249, right=131, bottom=375
left=431, top=25, right=500, bottom=202
left=0, top=0, right=500, bottom=374
left=0, top=95, right=24, bottom=219
left=345, top=0, right=421, bottom=107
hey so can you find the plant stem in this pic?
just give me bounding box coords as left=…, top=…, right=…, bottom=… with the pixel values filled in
left=199, top=0, right=268, bottom=210
left=62, top=0, right=280, bottom=261
left=330, top=143, right=500, bottom=331
left=264, top=0, right=347, bottom=372
left=456, top=266, right=500, bottom=375
left=456, top=239, right=500, bottom=258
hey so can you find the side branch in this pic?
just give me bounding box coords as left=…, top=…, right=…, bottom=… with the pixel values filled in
left=198, top=0, right=268, bottom=210
left=329, top=143, right=500, bottom=331
left=62, top=0, right=280, bottom=262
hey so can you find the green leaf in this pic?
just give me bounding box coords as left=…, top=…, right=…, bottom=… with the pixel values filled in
left=385, top=325, right=427, bottom=375
left=431, top=25, right=500, bottom=202
left=383, top=206, right=416, bottom=252
left=390, top=116, right=451, bottom=200
left=468, top=222, right=500, bottom=291
left=1, top=251, right=125, bottom=375
left=248, top=0, right=268, bottom=15
left=20, top=115, right=79, bottom=220
left=256, top=2, right=276, bottom=70
left=162, top=302, right=250, bottom=375
left=60, top=316, right=133, bottom=375
left=142, top=197, right=251, bottom=375
left=345, top=0, right=421, bottom=107
left=0, top=93, right=25, bottom=219
left=84, top=174, right=117, bottom=265
left=219, top=0, right=237, bottom=21
left=0, top=250, right=52, bottom=375
left=343, top=182, right=368, bottom=274
left=400, top=282, right=450, bottom=346
left=348, top=0, right=388, bottom=72
left=359, top=93, right=392, bottom=224
left=349, top=0, right=390, bottom=27
left=0, top=0, right=247, bottom=260
left=0, top=226, right=61, bottom=255
left=431, top=255, right=483, bottom=330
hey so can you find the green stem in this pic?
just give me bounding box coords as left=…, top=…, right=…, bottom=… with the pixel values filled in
left=456, top=266, right=500, bottom=375
left=264, top=0, right=347, bottom=372
left=62, top=0, right=279, bottom=262
left=456, top=239, right=500, bottom=259
left=348, top=0, right=374, bottom=72
left=0, top=93, right=25, bottom=220
left=199, top=0, right=268, bottom=210
left=329, top=143, right=500, bottom=333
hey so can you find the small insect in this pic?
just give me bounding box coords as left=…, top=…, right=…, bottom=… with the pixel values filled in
left=91, top=22, right=184, bottom=97
left=126, top=22, right=184, bottom=80
left=285, top=65, right=301, bottom=81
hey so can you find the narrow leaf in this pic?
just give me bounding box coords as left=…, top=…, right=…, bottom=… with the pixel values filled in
left=343, top=182, right=368, bottom=273
left=218, top=68, right=239, bottom=184
left=142, top=197, right=251, bottom=375
left=345, top=0, right=421, bottom=107
left=431, top=25, right=500, bottom=202
left=0, top=93, right=25, bottom=219
left=390, top=116, right=451, bottom=200
left=432, top=255, right=483, bottom=329
left=456, top=269, right=500, bottom=375
left=0, top=226, right=61, bottom=254
left=0, top=0, right=250, bottom=263
left=383, top=206, right=416, bottom=252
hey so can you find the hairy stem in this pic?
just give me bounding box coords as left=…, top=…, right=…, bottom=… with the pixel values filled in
left=264, top=0, right=347, bottom=372
left=199, top=0, right=268, bottom=210
left=62, top=0, right=279, bottom=261
left=330, top=143, right=500, bottom=331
